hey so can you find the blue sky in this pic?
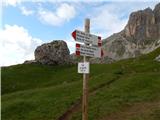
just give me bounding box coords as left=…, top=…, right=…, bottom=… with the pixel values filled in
left=0, top=0, right=159, bottom=66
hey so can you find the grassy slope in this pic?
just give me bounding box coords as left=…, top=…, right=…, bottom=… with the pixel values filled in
left=2, top=47, right=160, bottom=120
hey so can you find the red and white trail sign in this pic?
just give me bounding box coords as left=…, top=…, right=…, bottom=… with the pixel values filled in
left=76, top=43, right=103, bottom=58
left=72, top=30, right=102, bottom=46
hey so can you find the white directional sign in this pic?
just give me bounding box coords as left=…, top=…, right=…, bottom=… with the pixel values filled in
left=76, top=43, right=103, bottom=58
left=78, top=62, right=90, bottom=74
left=72, top=30, right=102, bottom=46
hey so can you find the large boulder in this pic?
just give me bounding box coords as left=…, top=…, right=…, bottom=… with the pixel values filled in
left=34, top=40, right=70, bottom=65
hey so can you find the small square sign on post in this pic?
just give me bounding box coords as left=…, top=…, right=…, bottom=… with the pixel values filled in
left=78, top=62, right=90, bottom=74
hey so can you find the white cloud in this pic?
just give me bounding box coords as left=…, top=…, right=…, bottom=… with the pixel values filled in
left=3, top=0, right=159, bottom=7
left=3, top=0, right=22, bottom=6
left=20, top=6, right=34, bottom=16
left=0, top=24, right=43, bottom=66
left=66, top=39, right=75, bottom=54
left=92, top=10, right=128, bottom=37
left=90, top=4, right=127, bottom=38
left=38, top=3, right=76, bottom=26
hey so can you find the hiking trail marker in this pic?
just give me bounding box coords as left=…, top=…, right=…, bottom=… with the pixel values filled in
left=78, top=62, right=90, bottom=74
left=76, top=43, right=103, bottom=58
left=71, top=18, right=103, bottom=120
left=72, top=29, right=102, bottom=46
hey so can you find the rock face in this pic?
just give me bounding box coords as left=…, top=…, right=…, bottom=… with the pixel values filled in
left=154, top=3, right=160, bottom=24
left=155, top=55, right=160, bottom=62
left=35, top=40, right=70, bottom=65
left=24, top=60, right=37, bottom=64
left=103, top=3, right=160, bottom=60
left=89, top=56, right=115, bottom=64
left=124, top=7, right=159, bottom=44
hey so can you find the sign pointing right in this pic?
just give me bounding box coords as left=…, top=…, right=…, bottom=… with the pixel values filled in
left=72, top=30, right=102, bottom=46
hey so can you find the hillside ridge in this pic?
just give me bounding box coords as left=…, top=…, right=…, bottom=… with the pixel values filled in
left=2, top=47, right=160, bottom=120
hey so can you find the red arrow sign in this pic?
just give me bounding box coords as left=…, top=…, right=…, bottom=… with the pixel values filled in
left=72, top=30, right=76, bottom=40
left=72, top=30, right=102, bottom=46
left=76, top=43, right=103, bottom=58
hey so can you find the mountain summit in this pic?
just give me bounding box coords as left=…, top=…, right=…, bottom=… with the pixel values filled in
left=103, top=3, right=160, bottom=60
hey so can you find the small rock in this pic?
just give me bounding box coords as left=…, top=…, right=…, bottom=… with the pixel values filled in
left=24, top=60, right=37, bottom=64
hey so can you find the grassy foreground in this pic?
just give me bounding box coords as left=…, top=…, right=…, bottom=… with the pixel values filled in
left=1, top=48, right=160, bottom=120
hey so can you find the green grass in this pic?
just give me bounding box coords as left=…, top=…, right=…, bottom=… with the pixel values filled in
left=1, top=47, right=160, bottom=120
left=1, top=64, right=81, bottom=94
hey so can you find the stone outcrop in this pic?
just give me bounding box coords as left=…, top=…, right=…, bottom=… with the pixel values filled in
left=103, top=3, right=160, bottom=60
left=155, top=55, right=160, bottom=62
left=89, top=56, right=115, bottom=64
left=24, top=60, right=37, bottom=64
left=34, top=40, right=71, bottom=65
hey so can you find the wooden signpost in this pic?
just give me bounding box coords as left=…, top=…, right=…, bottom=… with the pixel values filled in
left=72, top=18, right=103, bottom=120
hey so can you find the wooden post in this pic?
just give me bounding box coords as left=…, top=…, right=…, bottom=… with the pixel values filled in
left=82, top=18, right=90, bottom=120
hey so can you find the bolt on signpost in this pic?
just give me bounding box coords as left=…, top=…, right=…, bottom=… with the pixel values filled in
left=72, top=18, right=103, bottom=120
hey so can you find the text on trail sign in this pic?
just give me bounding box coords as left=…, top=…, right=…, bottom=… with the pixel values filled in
left=76, top=43, right=103, bottom=58
left=72, top=30, right=102, bottom=46
left=78, top=62, right=90, bottom=74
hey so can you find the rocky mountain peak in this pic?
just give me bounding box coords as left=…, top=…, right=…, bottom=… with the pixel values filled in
left=124, top=5, right=159, bottom=44
left=103, top=3, right=160, bottom=61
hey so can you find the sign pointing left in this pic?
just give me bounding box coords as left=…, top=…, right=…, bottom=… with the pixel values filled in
left=72, top=30, right=102, bottom=46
